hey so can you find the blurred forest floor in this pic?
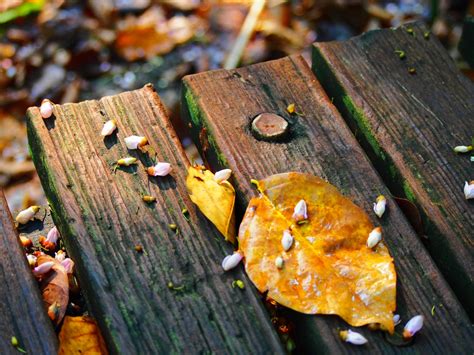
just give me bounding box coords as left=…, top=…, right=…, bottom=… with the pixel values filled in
left=1, top=0, right=472, bottom=213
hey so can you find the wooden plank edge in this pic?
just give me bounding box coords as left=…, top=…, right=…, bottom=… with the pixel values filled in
left=0, top=190, right=58, bottom=354
left=311, top=32, right=474, bottom=319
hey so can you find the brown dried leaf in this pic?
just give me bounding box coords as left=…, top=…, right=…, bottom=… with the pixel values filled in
left=37, top=255, right=69, bottom=325
left=58, top=316, right=108, bottom=355
left=239, top=172, right=397, bottom=332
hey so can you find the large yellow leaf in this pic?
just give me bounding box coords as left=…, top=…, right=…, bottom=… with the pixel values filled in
left=239, top=172, right=396, bottom=332
left=58, top=316, right=108, bottom=354
left=186, top=165, right=236, bottom=244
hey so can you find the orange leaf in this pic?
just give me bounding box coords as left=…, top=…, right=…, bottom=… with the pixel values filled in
left=58, top=316, right=108, bottom=354
left=37, top=255, right=69, bottom=325
left=239, top=172, right=397, bottom=332
left=186, top=165, right=236, bottom=244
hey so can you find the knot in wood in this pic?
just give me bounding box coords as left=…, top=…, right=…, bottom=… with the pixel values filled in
left=251, top=113, right=289, bottom=141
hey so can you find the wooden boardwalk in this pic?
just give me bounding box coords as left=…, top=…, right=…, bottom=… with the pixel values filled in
left=1, top=22, right=473, bottom=353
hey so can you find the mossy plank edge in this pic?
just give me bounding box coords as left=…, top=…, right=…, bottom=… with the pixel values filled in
left=312, top=21, right=474, bottom=318
left=0, top=190, right=58, bottom=354
left=26, top=84, right=284, bottom=354
left=181, top=55, right=474, bottom=353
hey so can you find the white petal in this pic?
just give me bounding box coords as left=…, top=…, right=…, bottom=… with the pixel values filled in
left=222, top=252, right=242, bottom=271
left=281, top=230, right=294, bottom=251
left=46, top=226, right=60, bottom=244
left=464, top=181, right=474, bottom=200
left=393, top=314, right=401, bottom=326
left=214, top=169, right=232, bottom=183
left=275, top=256, right=284, bottom=269
left=367, top=227, right=382, bottom=248
left=55, top=251, right=66, bottom=262
left=340, top=330, right=368, bottom=345
left=101, top=120, right=117, bottom=136
left=373, top=196, right=386, bottom=218
left=33, top=261, right=54, bottom=276
left=16, top=206, right=40, bottom=224
left=403, top=315, right=424, bottom=338
left=117, top=157, right=137, bottom=166
left=40, top=99, right=53, bottom=119
left=292, top=199, right=308, bottom=222
left=27, top=254, right=37, bottom=267
left=125, top=135, right=147, bottom=149
left=148, top=162, right=172, bottom=176
left=453, top=145, right=471, bottom=153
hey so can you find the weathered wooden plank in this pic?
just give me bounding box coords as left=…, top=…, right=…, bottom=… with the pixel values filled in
left=0, top=190, right=58, bottom=354
left=27, top=85, right=284, bottom=354
left=312, top=22, right=474, bottom=318
left=182, top=56, right=474, bottom=353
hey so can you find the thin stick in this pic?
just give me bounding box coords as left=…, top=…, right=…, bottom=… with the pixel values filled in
left=223, top=0, right=266, bottom=69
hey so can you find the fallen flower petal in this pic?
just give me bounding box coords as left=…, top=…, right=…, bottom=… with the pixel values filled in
left=117, top=157, right=137, bottom=166
left=453, top=145, right=472, bottom=153
left=61, top=258, right=75, bottom=274
left=124, top=135, right=148, bottom=149
left=40, top=99, right=53, bottom=119
left=142, top=195, right=156, bottom=203
left=147, top=162, right=172, bottom=176
left=339, top=330, right=368, bottom=345
left=55, top=250, right=66, bottom=262
left=464, top=181, right=474, bottom=200
left=16, top=206, right=40, bottom=224
left=292, top=199, right=308, bottom=222
left=367, top=227, right=382, bottom=249
left=222, top=252, right=243, bottom=271
left=373, top=195, right=387, bottom=218
left=287, top=103, right=295, bottom=114
left=27, top=254, right=37, bottom=267
left=275, top=256, right=284, bottom=269
left=403, top=315, right=424, bottom=339
left=20, top=236, right=32, bottom=248
left=46, top=226, right=60, bottom=245
left=281, top=230, right=294, bottom=251
left=33, top=261, right=55, bottom=276
left=214, top=169, right=232, bottom=183
left=393, top=314, right=401, bottom=326
left=101, top=119, right=117, bottom=136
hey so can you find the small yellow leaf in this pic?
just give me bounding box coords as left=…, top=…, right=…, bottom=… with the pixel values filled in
left=58, top=316, right=108, bottom=354
left=239, top=172, right=396, bottom=332
left=186, top=166, right=236, bottom=244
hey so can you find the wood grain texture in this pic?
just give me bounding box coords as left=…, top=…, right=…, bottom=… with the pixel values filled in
left=27, top=85, right=283, bottom=354
left=0, top=190, right=58, bottom=354
left=312, top=22, right=474, bottom=317
left=182, top=56, right=474, bottom=353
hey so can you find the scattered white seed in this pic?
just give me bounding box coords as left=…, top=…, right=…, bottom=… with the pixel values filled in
left=222, top=252, right=243, bottom=271
left=453, top=145, right=472, bottom=153
left=124, top=135, right=148, bottom=149
left=26, top=254, right=37, bottom=267
left=214, top=169, right=232, bottom=183
left=147, top=162, right=172, bottom=177
left=46, top=226, right=60, bottom=245
left=40, top=99, right=53, bottom=119
left=373, top=195, right=387, bottom=218
left=367, top=227, right=382, bottom=249
left=393, top=314, right=401, bottom=326
left=15, top=206, right=40, bottom=225
left=471, top=156, right=474, bottom=162
left=33, top=261, right=54, bottom=276
left=403, top=315, right=424, bottom=339
left=101, top=119, right=117, bottom=136
left=275, top=256, right=284, bottom=269
left=281, top=230, right=294, bottom=251
left=55, top=250, right=66, bottom=262
left=464, top=181, right=474, bottom=200
left=117, top=157, right=137, bottom=166
left=339, top=330, right=368, bottom=345
left=61, top=258, right=74, bottom=274
left=292, top=199, right=308, bottom=222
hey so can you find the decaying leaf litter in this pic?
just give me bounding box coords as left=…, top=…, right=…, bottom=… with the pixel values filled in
left=1, top=0, right=466, bottom=352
